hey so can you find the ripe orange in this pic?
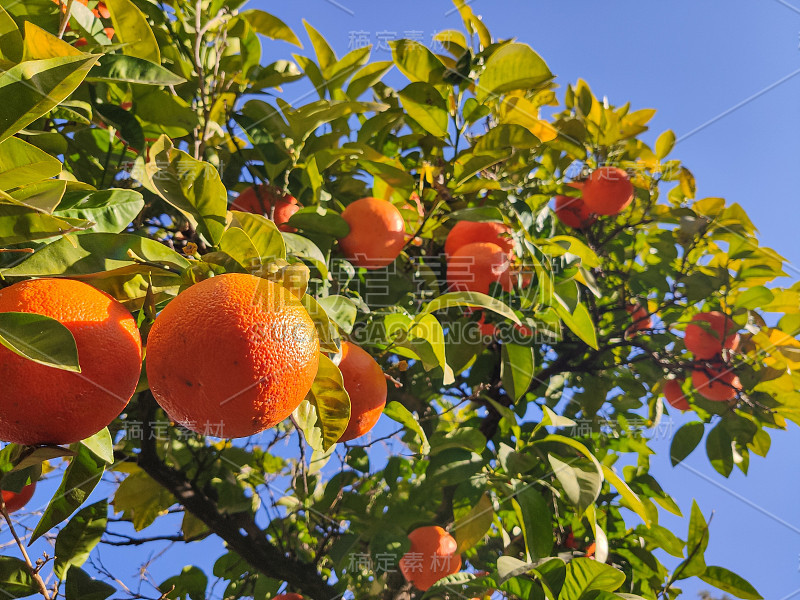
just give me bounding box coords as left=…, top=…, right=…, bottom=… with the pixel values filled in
left=339, top=197, right=406, bottom=269
left=95, top=1, right=110, bottom=18
left=624, top=303, right=652, bottom=339
left=146, top=274, right=320, bottom=438
left=582, top=167, right=634, bottom=215
left=684, top=311, right=740, bottom=359
left=2, top=482, right=36, bottom=514
left=476, top=313, right=497, bottom=339
left=0, top=278, right=142, bottom=445
left=231, top=185, right=301, bottom=232
left=554, top=183, right=595, bottom=229
left=663, top=378, right=690, bottom=411
left=691, top=363, right=742, bottom=402
left=337, top=342, right=387, bottom=442
left=444, top=221, right=514, bottom=257
left=447, top=242, right=512, bottom=294
left=273, top=595, right=303, bottom=600
left=399, top=526, right=461, bottom=591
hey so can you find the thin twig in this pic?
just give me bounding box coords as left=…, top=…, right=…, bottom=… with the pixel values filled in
left=1, top=501, right=51, bottom=599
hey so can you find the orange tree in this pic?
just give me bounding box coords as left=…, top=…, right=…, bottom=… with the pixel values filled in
left=0, top=0, right=796, bottom=599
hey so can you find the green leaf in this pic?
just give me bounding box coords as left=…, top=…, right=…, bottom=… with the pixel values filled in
left=425, top=448, right=485, bottom=486
left=303, top=20, right=336, bottom=72
left=547, top=454, right=602, bottom=517
left=112, top=469, right=173, bottom=531
left=511, top=484, right=554, bottom=560
left=0, top=136, right=61, bottom=191
left=477, top=43, right=552, bottom=102
left=501, top=343, right=533, bottom=402
left=383, top=401, right=430, bottom=454
left=282, top=231, right=329, bottom=278
left=229, top=211, right=286, bottom=263
left=0, top=556, right=37, bottom=598
left=699, top=566, right=763, bottom=599
left=240, top=10, right=301, bottom=47
left=706, top=420, right=734, bottom=477
left=105, top=0, right=159, bottom=62
left=420, top=291, right=520, bottom=324
left=347, top=60, right=394, bottom=99
left=555, top=302, right=598, bottom=350
left=0, top=312, right=80, bottom=372
left=677, top=500, right=709, bottom=578
left=390, top=38, right=446, bottom=83
left=533, top=405, right=576, bottom=435
left=600, top=464, right=650, bottom=525
left=159, top=566, right=207, bottom=600
left=734, top=285, right=774, bottom=310
left=300, top=294, right=340, bottom=354
left=317, top=295, right=357, bottom=334
left=560, top=558, right=625, bottom=599
left=655, top=129, right=676, bottom=159
left=89, top=54, right=186, bottom=85
left=65, top=566, right=115, bottom=600
left=217, top=226, right=260, bottom=270
left=55, top=189, right=144, bottom=234
left=304, top=353, right=351, bottom=451
left=1, top=232, right=190, bottom=277
left=81, top=428, right=113, bottom=464
left=0, top=4, right=22, bottom=63
left=31, top=445, right=105, bottom=543
left=0, top=54, right=100, bottom=143
left=398, top=82, right=448, bottom=137
left=147, top=136, right=227, bottom=246
left=447, top=206, right=506, bottom=223
left=452, top=492, right=494, bottom=553
left=638, top=524, right=685, bottom=558
left=54, top=500, right=108, bottom=578
left=134, top=87, right=198, bottom=138
left=670, top=421, right=704, bottom=466
left=286, top=207, right=350, bottom=238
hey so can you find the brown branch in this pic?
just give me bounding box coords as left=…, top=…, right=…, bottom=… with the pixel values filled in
left=0, top=502, right=51, bottom=599
left=136, top=392, right=339, bottom=600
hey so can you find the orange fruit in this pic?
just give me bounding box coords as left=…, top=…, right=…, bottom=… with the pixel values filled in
left=663, top=378, right=690, bottom=411
left=554, top=194, right=595, bottom=229
left=691, top=363, right=742, bottom=402
left=624, top=303, right=652, bottom=338
left=339, top=197, right=405, bottom=269
left=0, top=278, right=142, bottom=445
left=2, top=482, right=36, bottom=514
left=582, top=167, right=634, bottom=215
left=337, top=342, right=387, bottom=442
left=476, top=313, right=497, bottom=339
left=95, top=1, right=110, bottom=18
left=231, top=185, right=301, bottom=232
left=585, top=542, right=597, bottom=558
left=103, top=27, right=114, bottom=40
left=684, top=311, right=740, bottom=359
left=399, top=526, right=461, bottom=591
left=447, top=242, right=512, bottom=294
left=444, top=221, right=514, bottom=257
left=274, top=595, right=303, bottom=600
left=146, top=274, right=319, bottom=438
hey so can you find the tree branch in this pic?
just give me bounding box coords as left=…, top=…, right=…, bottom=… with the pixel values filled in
left=136, top=392, right=339, bottom=600
left=0, top=502, right=51, bottom=599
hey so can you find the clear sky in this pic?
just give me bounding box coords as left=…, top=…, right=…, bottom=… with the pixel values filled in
left=11, top=2, right=800, bottom=598
left=253, top=1, right=800, bottom=597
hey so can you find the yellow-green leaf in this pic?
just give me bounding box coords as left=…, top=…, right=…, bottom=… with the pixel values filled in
left=106, top=0, right=160, bottom=63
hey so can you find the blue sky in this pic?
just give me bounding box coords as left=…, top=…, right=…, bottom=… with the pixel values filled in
left=10, top=2, right=800, bottom=598
left=255, top=1, right=800, bottom=597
